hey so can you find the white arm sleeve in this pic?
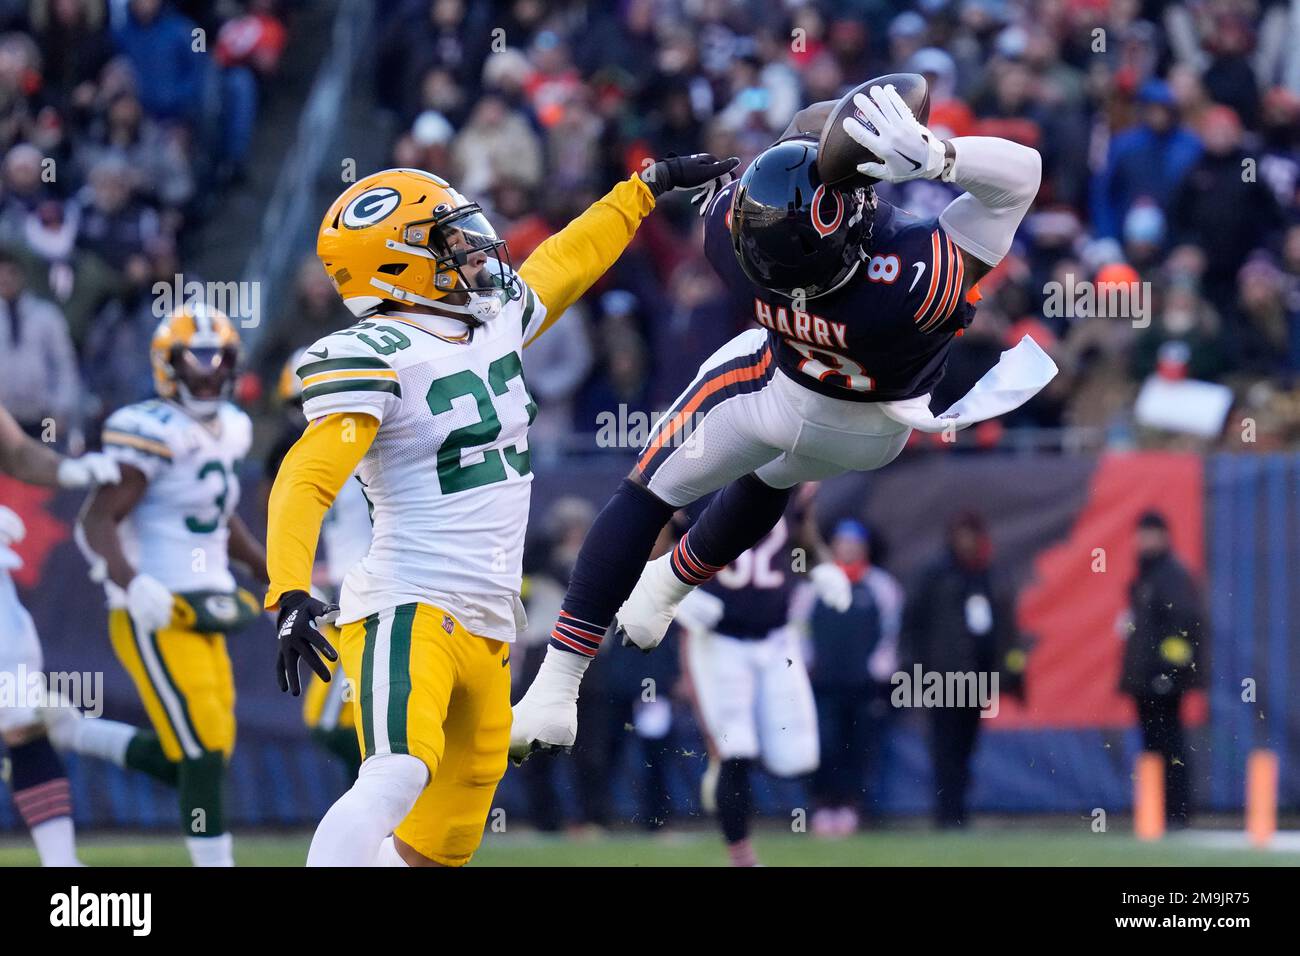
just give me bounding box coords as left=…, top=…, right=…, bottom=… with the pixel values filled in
left=937, top=136, right=1042, bottom=267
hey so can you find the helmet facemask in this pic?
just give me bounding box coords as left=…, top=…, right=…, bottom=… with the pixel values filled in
left=394, top=202, right=519, bottom=326
left=170, top=343, right=238, bottom=420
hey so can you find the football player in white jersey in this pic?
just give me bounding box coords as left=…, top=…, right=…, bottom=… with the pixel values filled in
left=0, top=403, right=119, bottom=866
left=67, top=304, right=268, bottom=867
left=265, top=156, right=736, bottom=866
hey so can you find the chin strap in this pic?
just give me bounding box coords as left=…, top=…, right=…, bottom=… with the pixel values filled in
left=368, top=278, right=503, bottom=325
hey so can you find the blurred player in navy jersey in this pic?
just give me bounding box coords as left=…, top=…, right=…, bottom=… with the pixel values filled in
left=674, top=486, right=850, bottom=866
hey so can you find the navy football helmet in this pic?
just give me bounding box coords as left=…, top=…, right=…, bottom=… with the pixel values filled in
left=729, top=139, right=873, bottom=300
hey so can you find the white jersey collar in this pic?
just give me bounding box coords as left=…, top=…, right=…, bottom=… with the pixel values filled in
left=379, top=309, right=474, bottom=342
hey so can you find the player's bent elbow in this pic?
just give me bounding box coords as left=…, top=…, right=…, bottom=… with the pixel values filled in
left=1023, top=145, right=1043, bottom=194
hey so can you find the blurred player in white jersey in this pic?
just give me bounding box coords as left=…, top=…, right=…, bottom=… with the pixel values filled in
left=66, top=304, right=268, bottom=867
left=0, top=403, right=119, bottom=865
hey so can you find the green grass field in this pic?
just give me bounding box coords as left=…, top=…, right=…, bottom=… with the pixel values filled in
left=3, top=827, right=1298, bottom=866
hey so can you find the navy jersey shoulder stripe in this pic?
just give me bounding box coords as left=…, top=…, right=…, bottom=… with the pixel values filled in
left=912, top=229, right=946, bottom=328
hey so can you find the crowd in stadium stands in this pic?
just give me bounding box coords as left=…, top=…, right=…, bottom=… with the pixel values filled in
left=0, top=0, right=287, bottom=448
left=0, top=0, right=1297, bottom=458
left=367, top=0, right=1300, bottom=455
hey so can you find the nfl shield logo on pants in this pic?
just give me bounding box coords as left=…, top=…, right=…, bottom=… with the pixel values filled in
left=442, top=614, right=455, bottom=634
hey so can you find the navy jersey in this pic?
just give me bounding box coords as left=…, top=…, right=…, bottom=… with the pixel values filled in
left=704, top=178, right=976, bottom=403
left=680, top=500, right=799, bottom=640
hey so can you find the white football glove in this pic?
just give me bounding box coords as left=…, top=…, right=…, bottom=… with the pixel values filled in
left=57, top=453, right=122, bottom=489
left=810, top=563, right=854, bottom=612
left=842, top=84, right=946, bottom=184
left=674, top=587, right=726, bottom=637
left=127, top=574, right=175, bottom=633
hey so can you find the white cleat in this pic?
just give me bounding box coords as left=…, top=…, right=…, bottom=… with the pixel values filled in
left=509, top=648, right=589, bottom=765
left=614, top=553, right=694, bottom=652
left=509, top=691, right=577, bottom=766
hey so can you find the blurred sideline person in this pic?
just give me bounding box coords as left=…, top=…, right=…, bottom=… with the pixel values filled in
left=0, top=248, right=83, bottom=443
left=802, top=519, right=902, bottom=837
left=68, top=304, right=268, bottom=867
left=902, top=512, right=1023, bottom=829
left=0, top=403, right=119, bottom=866
left=675, top=487, right=851, bottom=866
left=1120, top=510, right=1205, bottom=828
left=262, top=348, right=372, bottom=780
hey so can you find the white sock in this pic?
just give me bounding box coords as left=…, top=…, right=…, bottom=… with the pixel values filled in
left=307, top=753, right=428, bottom=867
left=375, top=835, right=410, bottom=867
left=47, top=715, right=136, bottom=767
left=31, top=816, right=82, bottom=867
left=186, top=832, right=234, bottom=867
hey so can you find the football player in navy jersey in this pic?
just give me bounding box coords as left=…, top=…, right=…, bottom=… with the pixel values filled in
left=512, top=83, right=1048, bottom=763
left=672, top=489, right=850, bottom=866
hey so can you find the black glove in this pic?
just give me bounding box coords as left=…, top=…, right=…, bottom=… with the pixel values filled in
left=640, top=152, right=740, bottom=199
left=274, top=589, right=340, bottom=696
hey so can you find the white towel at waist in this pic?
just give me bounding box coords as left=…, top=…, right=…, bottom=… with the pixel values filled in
left=879, top=335, right=1058, bottom=434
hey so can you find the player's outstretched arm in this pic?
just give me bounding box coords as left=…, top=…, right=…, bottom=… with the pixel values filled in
left=842, top=83, right=1041, bottom=285
left=0, top=404, right=120, bottom=489
left=227, top=514, right=269, bottom=587
left=265, top=412, right=377, bottom=695
left=518, top=154, right=738, bottom=344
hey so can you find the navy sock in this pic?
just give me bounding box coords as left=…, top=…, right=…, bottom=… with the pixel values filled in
left=551, top=478, right=676, bottom=657
left=671, top=474, right=794, bottom=586
left=7, top=736, right=73, bottom=828
left=717, top=757, right=754, bottom=844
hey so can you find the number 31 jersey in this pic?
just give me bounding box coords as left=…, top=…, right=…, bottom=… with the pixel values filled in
left=295, top=274, right=548, bottom=641
left=99, top=399, right=252, bottom=606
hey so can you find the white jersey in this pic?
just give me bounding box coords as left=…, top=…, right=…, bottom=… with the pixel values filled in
left=100, top=399, right=253, bottom=606
left=296, top=274, right=550, bottom=640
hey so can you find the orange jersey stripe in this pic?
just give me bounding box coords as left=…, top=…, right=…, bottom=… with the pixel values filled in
left=913, top=230, right=943, bottom=325
left=928, top=236, right=963, bottom=331
left=637, top=349, right=774, bottom=472
left=926, top=236, right=960, bottom=332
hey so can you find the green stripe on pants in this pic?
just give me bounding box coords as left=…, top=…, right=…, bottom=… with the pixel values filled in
left=360, top=613, right=379, bottom=756
left=386, top=604, right=417, bottom=755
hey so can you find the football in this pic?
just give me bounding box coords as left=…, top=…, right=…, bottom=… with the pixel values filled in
left=816, top=73, right=931, bottom=189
